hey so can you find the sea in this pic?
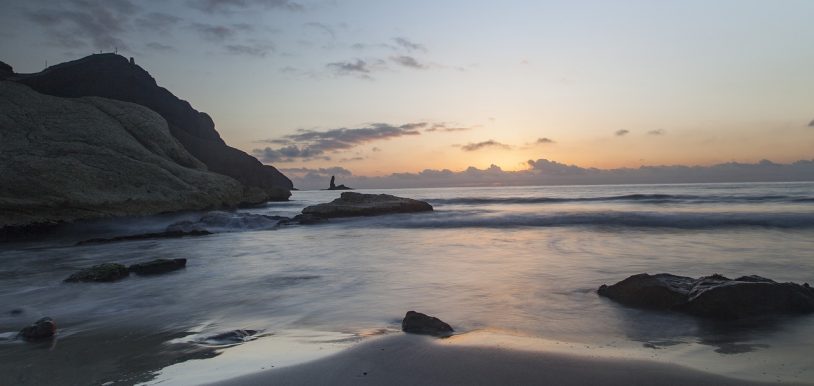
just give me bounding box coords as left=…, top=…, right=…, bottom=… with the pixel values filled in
left=1, top=182, right=813, bottom=385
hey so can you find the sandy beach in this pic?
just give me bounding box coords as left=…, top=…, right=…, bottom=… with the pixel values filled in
left=211, top=331, right=788, bottom=386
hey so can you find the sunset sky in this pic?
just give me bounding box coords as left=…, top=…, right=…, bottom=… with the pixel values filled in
left=2, top=0, right=813, bottom=185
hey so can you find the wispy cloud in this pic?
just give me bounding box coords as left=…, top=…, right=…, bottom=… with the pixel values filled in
left=25, top=0, right=138, bottom=50
left=615, top=129, right=630, bottom=136
left=647, top=129, right=665, bottom=135
left=145, top=42, right=176, bottom=52
left=254, top=122, right=425, bottom=162
left=536, top=137, right=555, bottom=144
left=391, top=55, right=427, bottom=69
left=461, top=140, right=511, bottom=151
left=304, top=22, right=334, bottom=39
left=393, top=37, right=426, bottom=52
left=327, top=59, right=372, bottom=78
left=425, top=123, right=471, bottom=132
left=188, top=0, right=303, bottom=14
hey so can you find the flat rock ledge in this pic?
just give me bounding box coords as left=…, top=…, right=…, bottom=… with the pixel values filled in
left=64, top=263, right=130, bottom=283
left=129, top=258, right=187, bottom=275
left=401, top=311, right=454, bottom=336
left=598, top=273, right=814, bottom=320
left=302, top=192, right=433, bottom=219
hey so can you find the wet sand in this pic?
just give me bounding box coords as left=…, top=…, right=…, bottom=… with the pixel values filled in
left=211, top=332, right=790, bottom=386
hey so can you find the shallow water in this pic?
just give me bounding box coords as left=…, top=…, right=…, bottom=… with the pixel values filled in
left=1, top=182, right=813, bottom=384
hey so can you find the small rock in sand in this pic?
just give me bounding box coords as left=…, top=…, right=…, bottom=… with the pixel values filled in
left=401, top=311, right=454, bottom=336
left=19, top=317, right=56, bottom=341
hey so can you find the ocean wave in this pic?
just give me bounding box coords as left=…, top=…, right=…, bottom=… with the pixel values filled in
left=426, top=194, right=814, bottom=206
left=342, top=210, right=814, bottom=230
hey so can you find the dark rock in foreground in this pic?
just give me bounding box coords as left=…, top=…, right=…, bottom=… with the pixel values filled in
left=77, top=230, right=212, bottom=245
left=598, top=273, right=814, bottom=320
left=19, top=317, right=57, bottom=341
left=64, top=263, right=130, bottom=283
left=402, top=311, right=454, bottom=336
left=302, top=192, right=433, bottom=219
left=129, top=258, right=187, bottom=275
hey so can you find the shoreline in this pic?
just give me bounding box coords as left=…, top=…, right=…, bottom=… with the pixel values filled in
left=207, top=331, right=792, bottom=386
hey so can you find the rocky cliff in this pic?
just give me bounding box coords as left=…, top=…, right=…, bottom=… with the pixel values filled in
left=9, top=54, right=292, bottom=201
left=0, top=81, right=249, bottom=228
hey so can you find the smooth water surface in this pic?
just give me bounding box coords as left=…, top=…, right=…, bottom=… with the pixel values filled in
left=1, top=182, right=813, bottom=384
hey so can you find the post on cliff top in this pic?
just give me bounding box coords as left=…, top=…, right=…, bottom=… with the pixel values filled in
left=130, top=57, right=135, bottom=65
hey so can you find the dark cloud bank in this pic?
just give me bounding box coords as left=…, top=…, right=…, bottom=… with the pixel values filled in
left=282, top=159, right=814, bottom=190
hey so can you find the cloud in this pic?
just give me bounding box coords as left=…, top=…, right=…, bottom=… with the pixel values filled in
left=191, top=23, right=236, bottom=41
left=285, top=159, right=814, bottom=190
left=304, top=22, right=334, bottom=39
left=25, top=0, right=138, bottom=50
left=327, top=59, right=371, bottom=77
left=189, top=0, right=303, bottom=14
left=253, top=145, right=331, bottom=163
left=254, top=122, right=424, bottom=161
left=615, top=129, right=630, bottom=136
left=225, top=41, right=274, bottom=57
left=809, top=119, right=814, bottom=127
left=340, top=156, right=365, bottom=162
left=393, top=37, right=426, bottom=52
left=135, top=12, right=181, bottom=34
left=536, top=137, right=555, bottom=144
left=425, top=124, right=471, bottom=132
left=461, top=140, right=512, bottom=152
left=145, top=42, right=176, bottom=52
left=648, top=129, right=665, bottom=135
left=391, top=55, right=427, bottom=69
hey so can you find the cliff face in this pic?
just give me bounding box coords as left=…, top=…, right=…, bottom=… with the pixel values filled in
left=11, top=54, right=292, bottom=201
left=0, top=81, right=248, bottom=228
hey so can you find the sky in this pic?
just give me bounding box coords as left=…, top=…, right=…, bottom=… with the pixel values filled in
left=1, top=0, right=813, bottom=189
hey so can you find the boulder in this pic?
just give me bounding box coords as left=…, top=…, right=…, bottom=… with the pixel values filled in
left=302, top=192, right=433, bottom=219
left=598, top=273, right=814, bottom=319
left=166, top=211, right=284, bottom=233
left=129, top=258, right=187, bottom=275
left=64, top=263, right=130, bottom=283
left=19, top=317, right=56, bottom=341
left=401, top=311, right=454, bottom=336
left=10, top=53, right=292, bottom=201
left=0, top=81, right=250, bottom=229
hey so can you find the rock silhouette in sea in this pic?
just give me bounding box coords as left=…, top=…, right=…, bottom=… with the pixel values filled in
left=129, top=258, right=187, bottom=275
left=598, top=273, right=814, bottom=320
left=166, top=211, right=285, bottom=233
left=199, top=329, right=259, bottom=345
left=64, top=263, right=130, bottom=283
left=327, top=175, right=352, bottom=190
left=0, top=81, right=252, bottom=229
left=7, top=53, right=291, bottom=203
left=302, top=192, right=433, bottom=218
left=401, top=311, right=454, bottom=336
left=19, top=317, right=57, bottom=341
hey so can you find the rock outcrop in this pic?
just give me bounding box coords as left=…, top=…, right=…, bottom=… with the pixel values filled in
left=128, top=258, right=187, bottom=275
left=327, top=175, right=352, bottom=190
left=0, top=61, right=12, bottom=80
left=19, top=317, right=57, bottom=341
left=64, top=263, right=130, bottom=283
left=402, top=311, right=454, bottom=336
left=598, top=273, right=814, bottom=320
left=9, top=53, right=291, bottom=201
left=166, top=211, right=285, bottom=233
left=0, top=82, right=251, bottom=228
left=302, top=192, right=433, bottom=218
